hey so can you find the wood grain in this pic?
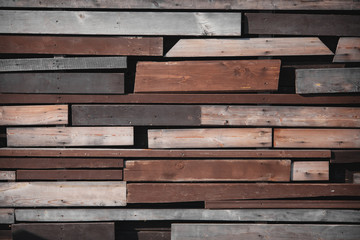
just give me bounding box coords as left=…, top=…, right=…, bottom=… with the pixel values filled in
left=333, top=38, right=360, bottom=62
left=331, top=151, right=360, bottom=163
left=0, top=171, right=15, bottom=181
left=0, top=209, right=14, bottom=224
left=135, top=60, right=280, bottom=93
left=16, top=170, right=123, bottom=180
left=292, top=161, right=329, bottom=181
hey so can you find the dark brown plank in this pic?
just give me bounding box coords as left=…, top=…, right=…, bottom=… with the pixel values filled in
left=245, top=13, right=360, bottom=36
left=331, top=151, right=360, bottom=163
left=17, top=170, right=123, bottom=180
left=119, top=231, right=170, bottom=240
left=0, top=230, right=11, bottom=240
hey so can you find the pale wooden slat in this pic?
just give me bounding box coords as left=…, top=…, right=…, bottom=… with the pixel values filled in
left=333, top=38, right=360, bottom=62
left=0, top=171, right=15, bottom=181
left=0, top=209, right=14, bottom=224
left=354, top=173, right=360, bottom=184
left=292, top=161, right=329, bottom=181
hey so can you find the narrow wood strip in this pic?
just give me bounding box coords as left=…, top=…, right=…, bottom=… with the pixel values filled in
left=0, top=209, right=14, bottom=224
left=0, top=182, right=126, bottom=207
left=120, top=231, right=170, bottom=240
left=0, top=105, right=68, bottom=125
left=333, top=38, right=360, bottom=62
left=17, top=170, right=123, bottom=180
left=331, top=151, right=360, bottom=163
left=292, top=161, right=329, bottom=181
left=0, top=171, right=15, bottom=181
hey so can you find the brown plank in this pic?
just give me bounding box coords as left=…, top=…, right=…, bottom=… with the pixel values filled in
left=292, top=161, right=329, bottom=181
left=124, top=159, right=291, bottom=182
left=333, top=37, right=360, bottom=62
left=119, top=231, right=170, bottom=240
left=127, top=183, right=360, bottom=203
left=16, top=170, right=123, bottom=180
left=331, top=151, right=360, bottom=163
left=245, top=13, right=360, bottom=36
left=274, top=129, right=360, bottom=149
left=0, top=230, right=11, bottom=240
left=134, top=60, right=281, bottom=93
left=148, top=128, right=272, bottom=148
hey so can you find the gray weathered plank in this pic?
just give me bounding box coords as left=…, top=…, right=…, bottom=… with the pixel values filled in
left=0, top=209, right=14, bottom=224
left=333, top=38, right=360, bottom=62
left=292, top=161, right=329, bottom=181
left=0, top=171, right=15, bottom=181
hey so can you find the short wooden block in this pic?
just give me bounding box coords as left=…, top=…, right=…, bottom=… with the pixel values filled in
left=292, top=161, right=329, bottom=181
left=0, top=171, right=15, bottom=181
left=0, top=209, right=14, bottom=224
left=333, top=38, right=360, bottom=62
left=331, top=151, right=360, bottom=163
left=17, top=170, right=123, bottom=180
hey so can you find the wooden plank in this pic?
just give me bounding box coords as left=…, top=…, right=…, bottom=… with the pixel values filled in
left=201, top=106, right=360, bottom=127
left=0, top=73, right=124, bottom=94
left=334, top=38, right=360, bottom=62
left=0, top=105, right=68, bottom=125
left=135, top=60, right=280, bottom=93
left=331, top=151, right=360, bottom=163
left=124, top=159, right=291, bottom=182
left=0, top=11, right=241, bottom=36
left=120, top=231, right=170, bottom=240
left=72, top=105, right=201, bottom=126
left=0, top=230, right=11, bottom=240
left=292, top=161, right=329, bottom=181
left=274, top=129, right=360, bottom=149
left=353, top=173, right=360, bottom=184
left=0, top=57, right=127, bottom=72
left=171, top=224, right=360, bottom=240
left=127, top=183, right=360, bottom=203
left=148, top=128, right=272, bottom=148
left=0, top=171, right=15, bottom=181
left=7, top=127, right=133, bottom=147
left=0, top=35, right=162, bottom=56
left=296, top=68, right=360, bottom=94
left=17, top=170, right=122, bottom=180
left=166, top=38, right=333, bottom=57
left=245, top=13, right=360, bottom=36
left=0, top=209, right=14, bottom=224
left=12, top=223, right=115, bottom=240
left=0, top=181, right=126, bottom=207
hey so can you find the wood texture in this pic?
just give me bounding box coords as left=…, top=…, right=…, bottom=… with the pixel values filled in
left=72, top=105, right=201, bottom=126
left=0, top=35, right=162, bottom=56
left=0, top=209, right=14, bottom=224
left=0, top=171, right=15, bottom=181
left=0, top=230, right=11, bottom=240
left=331, top=151, right=360, bottom=163
left=0, top=181, right=126, bottom=207
left=135, top=60, right=280, bottom=93
left=292, top=161, right=329, bottom=181
left=0, top=73, right=124, bottom=94
left=333, top=38, right=360, bottom=62
left=166, top=38, right=333, bottom=57
left=124, top=160, right=291, bottom=182
left=296, top=68, right=360, bottom=94
left=7, top=127, right=134, bottom=147
left=0, top=105, right=68, bottom=125
left=354, top=173, right=360, bottom=184
left=16, top=170, right=123, bottom=180
left=0, top=57, right=127, bottom=72
left=148, top=128, right=272, bottom=148
left=0, top=11, right=241, bottom=36
left=245, top=13, right=360, bottom=36
left=274, top=129, right=360, bottom=149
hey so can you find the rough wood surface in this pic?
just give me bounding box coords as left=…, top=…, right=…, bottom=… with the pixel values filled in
left=0, top=209, right=14, bottom=224
left=0, top=181, right=126, bottom=207
left=7, top=127, right=134, bottom=147
left=166, top=38, right=333, bottom=57
left=292, top=161, right=329, bottom=181
left=331, top=151, right=360, bottom=163
left=0, top=171, right=15, bottom=181
left=17, top=170, right=123, bottom=180
left=120, top=231, right=170, bottom=240
left=274, top=129, right=360, bottom=148
left=354, top=173, right=360, bottom=184
left=0, top=105, right=68, bottom=125
left=124, top=159, right=291, bottom=182
left=135, top=60, right=280, bottom=93
left=148, top=128, right=272, bottom=148
left=333, top=38, right=360, bottom=62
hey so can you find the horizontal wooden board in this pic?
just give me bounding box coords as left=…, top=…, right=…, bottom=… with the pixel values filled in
left=333, top=37, right=360, bottom=62
left=201, top=106, right=360, bottom=127
left=127, top=183, right=360, bottom=203
left=0, top=35, right=162, bottom=56
left=292, top=161, right=329, bottom=181
left=0, top=57, right=127, bottom=72
left=0, top=11, right=240, bottom=36
left=135, top=60, right=280, bottom=93
left=296, top=68, right=360, bottom=94
left=7, top=127, right=134, bottom=147
left=12, top=223, right=115, bottom=240
left=0, top=171, right=15, bottom=181
left=16, top=170, right=123, bottom=180
left=166, top=38, right=333, bottom=57
left=124, top=159, right=291, bottom=182
left=0, top=230, right=11, bottom=240
left=119, top=231, right=170, bottom=240
left=72, top=105, right=201, bottom=126
left=148, top=128, right=272, bottom=148
left=245, top=13, right=360, bottom=36
left=171, top=224, right=360, bottom=240
left=0, top=73, right=124, bottom=94
left=0, top=105, right=68, bottom=125
left=0, top=209, right=14, bottom=224
left=0, top=181, right=126, bottom=207
left=331, top=151, right=360, bottom=163
left=274, top=129, right=360, bottom=148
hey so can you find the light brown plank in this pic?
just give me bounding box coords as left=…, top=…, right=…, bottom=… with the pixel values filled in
left=0, top=209, right=14, bottom=224
left=0, top=171, right=15, bottom=181
left=292, top=161, right=329, bottom=181
left=17, top=170, right=123, bottom=180
left=333, top=38, right=360, bottom=62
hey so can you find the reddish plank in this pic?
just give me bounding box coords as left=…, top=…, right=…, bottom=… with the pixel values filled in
left=17, top=170, right=122, bottom=180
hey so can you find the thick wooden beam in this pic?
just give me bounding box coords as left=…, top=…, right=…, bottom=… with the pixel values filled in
left=333, top=37, right=360, bottom=62
left=124, top=160, right=291, bottom=182
left=0, top=181, right=126, bottom=207
left=331, top=151, right=360, bottom=163
left=16, top=170, right=123, bottom=180
left=0, top=105, right=68, bottom=126
left=0, top=171, right=15, bottom=181
left=292, top=161, right=329, bottom=181
left=0, top=209, right=14, bottom=224
left=135, top=60, right=280, bottom=93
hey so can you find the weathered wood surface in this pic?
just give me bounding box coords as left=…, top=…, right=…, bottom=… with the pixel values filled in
left=135, top=60, right=280, bottom=93
left=331, top=151, right=360, bottom=163
left=7, top=127, right=134, bottom=147
left=0, top=171, right=15, bottom=181
left=0, top=35, right=162, bottom=56
left=166, top=38, right=333, bottom=57
left=201, top=106, right=360, bottom=127
left=17, top=170, right=123, bottom=180
left=274, top=129, right=360, bottom=148
left=0, top=181, right=126, bottom=207
left=0, top=11, right=241, bottom=36
left=148, top=128, right=272, bottom=148
left=12, top=223, right=115, bottom=240
left=292, top=161, right=329, bottom=181
left=127, top=183, right=360, bottom=203
left=333, top=38, right=360, bottom=62
left=72, top=105, right=201, bottom=126
left=14, top=209, right=360, bottom=222
left=296, top=68, right=360, bottom=94
left=0, top=73, right=124, bottom=94
left=354, top=173, right=360, bottom=184
left=245, top=13, right=360, bottom=36
left=0, top=158, right=124, bottom=169
left=124, top=160, right=291, bottom=182
left=0, top=209, right=14, bottom=224
left=0, top=57, right=127, bottom=72
left=171, top=224, right=360, bottom=240
left=0, top=105, right=68, bottom=125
